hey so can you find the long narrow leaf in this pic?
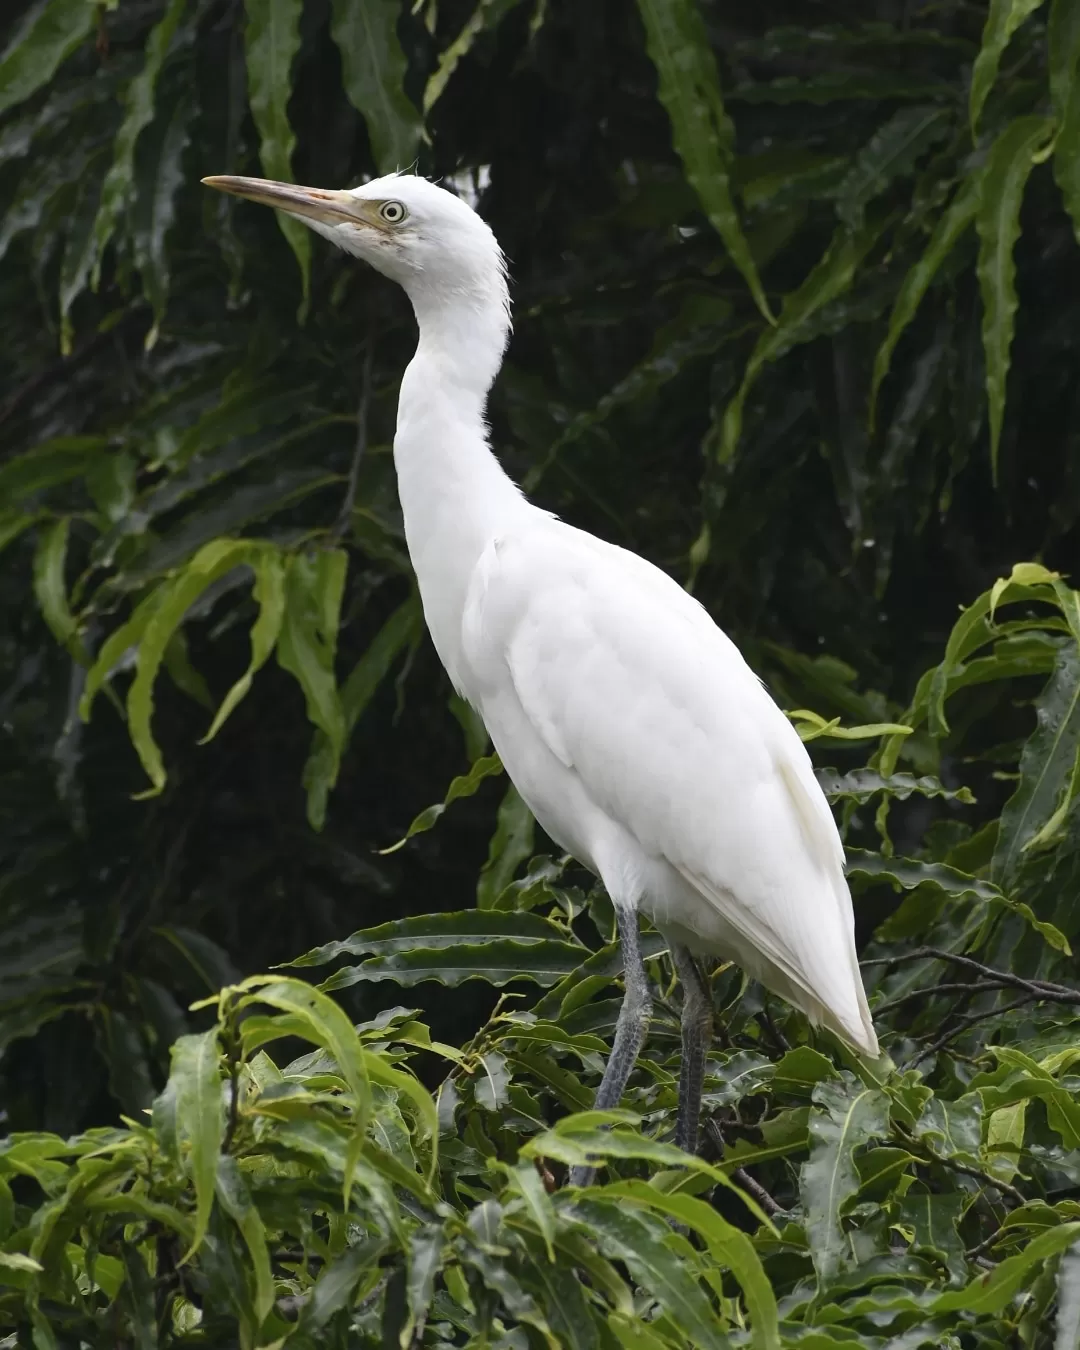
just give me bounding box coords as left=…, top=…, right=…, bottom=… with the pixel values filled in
left=329, top=0, right=422, bottom=173
left=90, top=0, right=189, bottom=286
left=0, top=0, right=95, bottom=120
left=970, top=0, right=1047, bottom=136
left=976, top=115, right=1053, bottom=481
left=637, top=0, right=773, bottom=322
left=243, top=0, right=310, bottom=306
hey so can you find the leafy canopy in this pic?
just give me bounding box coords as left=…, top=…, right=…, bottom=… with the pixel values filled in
left=2, top=0, right=1080, bottom=1346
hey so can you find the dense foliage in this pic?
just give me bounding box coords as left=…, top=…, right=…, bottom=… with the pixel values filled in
left=2, top=0, right=1080, bottom=1344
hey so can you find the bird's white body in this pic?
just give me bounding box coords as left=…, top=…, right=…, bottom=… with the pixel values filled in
left=383, top=178, right=877, bottom=1056
left=205, top=169, right=878, bottom=1061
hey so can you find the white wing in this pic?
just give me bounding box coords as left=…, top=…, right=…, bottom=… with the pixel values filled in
left=462, top=521, right=877, bottom=1055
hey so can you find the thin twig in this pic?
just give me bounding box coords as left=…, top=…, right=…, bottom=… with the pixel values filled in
left=704, top=1118, right=784, bottom=1217
left=905, top=1140, right=1026, bottom=1207
left=732, top=1167, right=785, bottom=1217
left=874, top=980, right=1012, bottom=1015
left=965, top=1228, right=1009, bottom=1261
left=761, top=1005, right=791, bottom=1053
left=862, top=946, right=1080, bottom=1005
left=330, top=341, right=375, bottom=543
left=912, top=995, right=1035, bottom=1065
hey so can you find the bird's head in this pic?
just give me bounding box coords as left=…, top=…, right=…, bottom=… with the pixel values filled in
left=202, top=171, right=507, bottom=311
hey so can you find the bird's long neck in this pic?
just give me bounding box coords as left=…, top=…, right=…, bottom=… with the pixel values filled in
left=393, top=283, right=530, bottom=689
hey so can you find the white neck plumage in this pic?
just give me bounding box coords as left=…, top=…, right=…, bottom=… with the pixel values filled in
left=392, top=276, right=529, bottom=691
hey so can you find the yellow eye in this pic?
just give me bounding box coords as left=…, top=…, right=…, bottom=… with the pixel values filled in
left=379, top=200, right=407, bottom=224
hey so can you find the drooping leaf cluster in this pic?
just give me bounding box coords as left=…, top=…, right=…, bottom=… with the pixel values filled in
left=2, top=0, right=1080, bottom=1344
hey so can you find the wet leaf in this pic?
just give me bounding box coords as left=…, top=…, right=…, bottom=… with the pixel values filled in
left=801, top=1077, right=890, bottom=1285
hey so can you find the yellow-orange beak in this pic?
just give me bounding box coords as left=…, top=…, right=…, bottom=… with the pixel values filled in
left=201, top=175, right=382, bottom=230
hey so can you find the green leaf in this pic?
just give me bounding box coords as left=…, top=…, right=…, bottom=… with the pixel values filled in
left=303, top=593, right=421, bottom=831
left=423, top=0, right=521, bottom=114
left=165, top=1029, right=223, bottom=1260
left=933, top=1221, right=1080, bottom=1314
left=527, top=1113, right=775, bottom=1229
left=276, top=549, right=347, bottom=798
left=1055, top=71, right=1080, bottom=244
left=1057, top=1239, right=1080, bottom=1350
left=800, top=1076, right=890, bottom=1285
left=215, top=1155, right=274, bottom=1328
left=201, top=549, right=286, bottom=743
left=721, top=218, right=882, bottom=460
left=869, top=170, right=980, bottom=426
left=380, top=753, right=504, bottom=852
left=235, top=975, right=410, bottom=1198
left=0, top=0, right=95, bottom=120
left=58, top=151, right=105, bottom=355
left=603, top=1180, right=780, bottom=1350
left=120, top=1244, right=157, bottom=1350
left=835, top=105, right=951, bottom=229
left=90, top=0, right=189, bottom=286
left=329, top=0, right=422, bottom=173
left=1050, top=0, right=1080, bottom=119
left=318, top=940, right=589, bottom=990
left=789, top=708, right=913, bottom=742
left=132, top=89, right=194, bottom=348
left=817, top=768, right=973, bottom=805
left=290, top=908, right=575, bottom=966
left=0, top=435, right=108, bottom=505
left=404, top=1223, right=444, bottom=1345
left=126, top=539, right=264, bottom=794
left=976, top=114, right=1053, bottom=482
left=562, top=1196, right=729, bottom=1350
left=243, top=0, right=310, bottom=309
left=970, top=0, right=1047, bottom=135
left=636, top=0, right=773, bottom=323
left=502, top=1160, right=557, bottom=1261
left=477, top=784, right=535, bottom=908
left=32, top=517, right=78, bottom=653
left=993, top=641, right=1080, bottom=885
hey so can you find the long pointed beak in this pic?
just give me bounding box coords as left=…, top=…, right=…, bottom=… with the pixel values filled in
left=201, top=175, right=377, bottom=229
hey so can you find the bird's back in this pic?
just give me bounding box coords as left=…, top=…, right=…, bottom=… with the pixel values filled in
left=461, top=518, right=877, bottom=1055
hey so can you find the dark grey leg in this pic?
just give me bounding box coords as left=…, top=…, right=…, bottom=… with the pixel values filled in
left=671, top=944, right=713, bottom=1157
left=568, top=904, right=652, bottom=1186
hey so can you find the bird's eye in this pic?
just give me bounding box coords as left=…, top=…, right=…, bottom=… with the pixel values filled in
left=379, top=200, right=407, bottom=224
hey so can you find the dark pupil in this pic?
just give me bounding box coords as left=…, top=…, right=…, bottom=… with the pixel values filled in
left=386, top=204, right=399, bottom=219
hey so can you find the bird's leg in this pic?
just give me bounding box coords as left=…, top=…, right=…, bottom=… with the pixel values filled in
left=568, top=904, right=652, bottom=1187
left=671, top=944, right=713, bottom=1157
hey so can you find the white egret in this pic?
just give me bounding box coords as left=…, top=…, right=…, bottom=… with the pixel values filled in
left=203, top=173, right=879, bottom=1176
